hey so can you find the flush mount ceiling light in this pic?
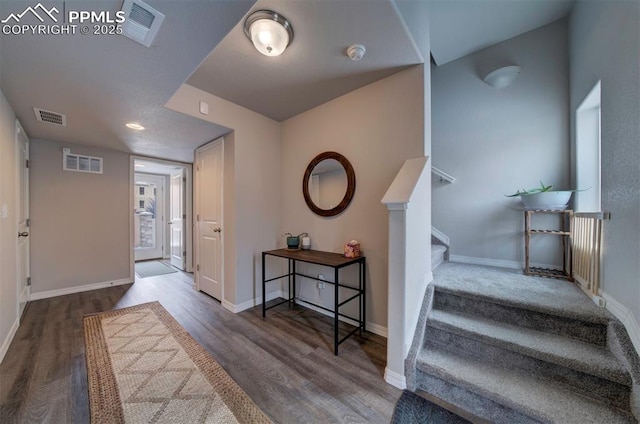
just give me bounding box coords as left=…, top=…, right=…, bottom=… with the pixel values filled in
left=483, top=65, right=522, bottom=89
left=243, top=9, right=293, bottom=57
left=126, top=122, right=145, bottom=130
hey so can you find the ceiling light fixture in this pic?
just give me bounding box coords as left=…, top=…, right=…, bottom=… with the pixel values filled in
left=126, top=122, right=145, bottom=130
left=347, top=44, right=366, bottom=61
left=243, top=9, right=293, bottom=57
left=483, top=65, right=522, bottom=89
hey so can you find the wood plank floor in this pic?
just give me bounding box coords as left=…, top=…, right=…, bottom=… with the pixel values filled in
left=0, top=264, right=401, bottom=423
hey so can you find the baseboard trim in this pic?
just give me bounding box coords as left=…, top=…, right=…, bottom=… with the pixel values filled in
left=293, top=298, right=388, bottom=338
left=431, top=226, right=450, bottom=246
left=449, top=255, right=560, bottom=271
left=384, top=367, right=407, bottom=389
left=0, top=317, right=20, bottom=364
left=222, top=290, right=388, bottom=337
left=222, top=290, right=282, bottom=314
left=602, top=292, right=640, bottom=356
left=30, top=278, right=132, bottom=300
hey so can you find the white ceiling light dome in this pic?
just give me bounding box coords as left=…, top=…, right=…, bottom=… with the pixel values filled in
left=483, top=65, right=522, bottom=89
left=243, top=10, right=294, bottom=57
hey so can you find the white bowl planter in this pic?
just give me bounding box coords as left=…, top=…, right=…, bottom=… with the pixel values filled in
left=520, top=191, right=573, bottom=210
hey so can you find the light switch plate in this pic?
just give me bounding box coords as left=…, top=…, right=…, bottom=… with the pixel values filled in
left=0, top=204, right=8, bottom=219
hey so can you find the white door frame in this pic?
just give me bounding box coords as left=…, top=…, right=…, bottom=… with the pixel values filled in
left=129, top=156, right=193, bottom=281
left=169, top=169, right=185, bottom=270
left=15, top=120, right=30, bottom=316
left=194, top=138, right=224, bottom=297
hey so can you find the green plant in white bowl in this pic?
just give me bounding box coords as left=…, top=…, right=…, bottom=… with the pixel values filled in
left=506, top=182, right=584, bottom=210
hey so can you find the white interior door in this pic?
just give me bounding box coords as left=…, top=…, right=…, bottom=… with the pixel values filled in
left=134, top=173, right=165, bottom=261
left=16, top=120, right=30, bottom=317
left=170, top=170, right=185, bottom=269
left=195, top=139, right=223, bottom=300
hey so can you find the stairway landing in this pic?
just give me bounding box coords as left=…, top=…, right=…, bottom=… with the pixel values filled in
left=432, top=262, right=609, bottom=322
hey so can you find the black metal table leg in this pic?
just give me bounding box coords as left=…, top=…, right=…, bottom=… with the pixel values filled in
left=262, top=252, right=266, bottom=318
left=362, top=258, right=366, bottom=333
left=334, top=267, right=339, bottom=355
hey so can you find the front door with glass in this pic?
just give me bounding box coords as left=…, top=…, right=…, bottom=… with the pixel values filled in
left=134, top=173, right=165, bottom=261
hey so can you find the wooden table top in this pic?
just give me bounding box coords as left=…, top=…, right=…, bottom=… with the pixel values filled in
left=263, top=249, right=364, bottom=268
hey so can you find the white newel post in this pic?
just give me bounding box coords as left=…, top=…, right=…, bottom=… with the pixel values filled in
left=382, top=156, right=431, bottom=390
left=384, top=205, right=408, bottom=388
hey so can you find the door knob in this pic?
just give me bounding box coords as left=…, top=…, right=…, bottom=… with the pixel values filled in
left=213, top=228, right=221, bottom=233
left=18, top=232, right=29, bottom=238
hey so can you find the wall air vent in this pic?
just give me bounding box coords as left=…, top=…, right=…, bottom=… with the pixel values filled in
left=120, top=0, right=165, bottom=48
left=63, top=148, right=103, bottom=174
left=33, top=108, right=66, bottom=126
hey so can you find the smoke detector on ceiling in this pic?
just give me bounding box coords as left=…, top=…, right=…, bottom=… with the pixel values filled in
left=347, top=44, right=366, bottom=61
left=33, top=107, right=67, bottom=126
left=120, top=0, right=165, bottom=48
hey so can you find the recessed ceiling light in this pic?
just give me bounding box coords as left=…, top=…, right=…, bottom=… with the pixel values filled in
left=126, top=122, right=145, bottom=130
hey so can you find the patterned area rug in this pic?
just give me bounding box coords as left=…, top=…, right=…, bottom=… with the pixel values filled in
left=83, top=301, right=272, bottom=423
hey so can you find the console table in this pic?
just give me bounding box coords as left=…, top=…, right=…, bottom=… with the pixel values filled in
left=261, top=248, right=366, bottom=355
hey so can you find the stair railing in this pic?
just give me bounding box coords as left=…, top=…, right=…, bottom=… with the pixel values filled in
left=572, top=212, right=610, bottom=297
left=431, top=166, right=455, bottom=183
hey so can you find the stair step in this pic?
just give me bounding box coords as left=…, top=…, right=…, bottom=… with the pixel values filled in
left=416, top=345, right=636, bottom=424
left=432, top=244, right=447, bottom=269
left=433, top=288, right=607, bottom=345
left=428, top=308, right=630, bottom=386
left=433, top=263, right=611, bottom=325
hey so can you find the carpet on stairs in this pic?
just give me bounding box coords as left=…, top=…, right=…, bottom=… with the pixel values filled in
left=405, top=262, right=640, bottom=424
left=391, top=390, right=471, bottom=424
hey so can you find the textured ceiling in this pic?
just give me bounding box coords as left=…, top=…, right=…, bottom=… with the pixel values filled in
left=187, top=0, right=423, bottom=122
left=0, top=0, right=576, bottom=162
left=0, top=0, right=254, bottom=162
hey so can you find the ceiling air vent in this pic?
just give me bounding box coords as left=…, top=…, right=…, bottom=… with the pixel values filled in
left=120, top=0, right=165, bottom=48
left=63, top=148, right=103, bottom=174
left=33, top=108, right=66, bottom=126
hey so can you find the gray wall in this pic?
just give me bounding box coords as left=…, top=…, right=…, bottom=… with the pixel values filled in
left=431, top=19, right=570, bottom=266
left=0, top=90, right=18, bottom=358
left=30, top=139, right=130, bottom=293
left=569, top=1, right=640, bottom=323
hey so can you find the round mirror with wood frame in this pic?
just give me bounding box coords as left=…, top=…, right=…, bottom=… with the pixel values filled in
left=303, top=151, right=356, bottom=217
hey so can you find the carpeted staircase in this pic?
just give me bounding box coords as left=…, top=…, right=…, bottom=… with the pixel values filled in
left=406, top=263, right=640, bottom=424
left=432, top=244, right=447, bottom=270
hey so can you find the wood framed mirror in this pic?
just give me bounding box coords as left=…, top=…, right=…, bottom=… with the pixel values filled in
left=302, top=151, right=356, bottom=217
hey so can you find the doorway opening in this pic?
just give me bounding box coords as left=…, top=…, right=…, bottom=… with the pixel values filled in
left=130, top=157, right=193, bottom=281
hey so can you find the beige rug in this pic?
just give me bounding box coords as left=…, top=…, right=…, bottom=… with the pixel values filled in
left=84, top=301, right=272, bottom=424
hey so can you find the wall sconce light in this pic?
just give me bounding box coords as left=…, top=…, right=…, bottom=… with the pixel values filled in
left=483, top=65, right=521, bottom=89
left=243, top=10, right=294, bottom=57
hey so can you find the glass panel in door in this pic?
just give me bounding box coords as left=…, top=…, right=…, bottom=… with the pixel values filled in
left=134, top=173, right=164, bottom=261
